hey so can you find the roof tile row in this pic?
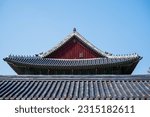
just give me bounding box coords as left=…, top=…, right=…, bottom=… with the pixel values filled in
left=0, top=75, right=150, bottom=100
left=4, top=55, right=140, bottom=68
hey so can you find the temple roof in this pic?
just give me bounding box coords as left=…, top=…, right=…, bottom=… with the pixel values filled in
left=40, top=29, right=111, bottom=57
left=38, top=29, right=141, bottom=59
left=3, top=29, right=142, bottom=74
left=4, top=55, right=141, bottom=68
left=0, top=75, right=150, bottom=100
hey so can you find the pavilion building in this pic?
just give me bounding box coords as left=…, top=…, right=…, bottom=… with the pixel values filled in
left=3, top=28, right=142, bottom=75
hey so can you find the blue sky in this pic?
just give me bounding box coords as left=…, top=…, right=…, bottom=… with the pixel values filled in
left=0, top=0, right=150, bottom=75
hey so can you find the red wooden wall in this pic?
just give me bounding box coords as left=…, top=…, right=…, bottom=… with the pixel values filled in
left=46, top=37, right=101, bottom=59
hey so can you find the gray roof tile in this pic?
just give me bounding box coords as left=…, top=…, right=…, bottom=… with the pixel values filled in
left=0, top=75, right=150, bottom=100
left=4, top=55, right=141, bottom=68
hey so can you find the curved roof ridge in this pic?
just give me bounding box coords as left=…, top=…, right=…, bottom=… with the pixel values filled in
left=74, top=31, right=109, bottom=57
left=4, top=54, right=141, bottom=61
left=40, top=32, right=74, bottom=57
left=4, top=54, right=140, bottom=68
left=108, top=53, right=142, bottom=58
left=1, top=75, right=150, bottom=80
left=40, top=30, right=109, bottom=58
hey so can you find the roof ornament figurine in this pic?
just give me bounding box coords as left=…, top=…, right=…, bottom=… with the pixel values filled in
left=73, top=27, right=76, bottom=33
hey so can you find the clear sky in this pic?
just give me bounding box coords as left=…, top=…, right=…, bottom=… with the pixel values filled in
left=0, top=0, right=150, bottom=75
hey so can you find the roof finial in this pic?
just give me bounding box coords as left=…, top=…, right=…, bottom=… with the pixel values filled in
left=73, top=27, right=76, bottom=32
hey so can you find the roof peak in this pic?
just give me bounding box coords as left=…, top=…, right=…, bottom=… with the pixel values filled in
left=73, top=27, right=76, bottom=33
left=40, top=29, right=110, bottom=58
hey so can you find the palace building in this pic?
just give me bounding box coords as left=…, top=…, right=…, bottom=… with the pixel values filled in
left=1, top=28, right=150, bottom=100
left=3, top=28, right=142, bottom=75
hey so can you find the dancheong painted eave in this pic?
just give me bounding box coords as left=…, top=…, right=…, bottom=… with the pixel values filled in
left=3, top=28, right=142, bottom=75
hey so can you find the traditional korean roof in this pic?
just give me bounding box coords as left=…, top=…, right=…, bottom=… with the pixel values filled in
left=39, top=28, right=142, bottom=60
left=40, top=29, right=110, bottom=57
left=3, top=28, right=142, bottom=75
left=3, top=54, right=141, bottom=69
left=0, top=75, right=150, bottom=100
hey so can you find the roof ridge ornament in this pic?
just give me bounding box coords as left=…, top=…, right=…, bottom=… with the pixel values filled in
left=73, top=28, right=76, bottom=33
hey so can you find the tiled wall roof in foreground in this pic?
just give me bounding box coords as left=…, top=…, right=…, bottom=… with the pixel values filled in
left=0, top=75, right=150, bottom=100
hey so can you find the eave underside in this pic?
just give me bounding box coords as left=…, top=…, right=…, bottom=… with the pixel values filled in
left=4, top=56, right=141, bottom=75
left=7, top=61, right=138, bottom=75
